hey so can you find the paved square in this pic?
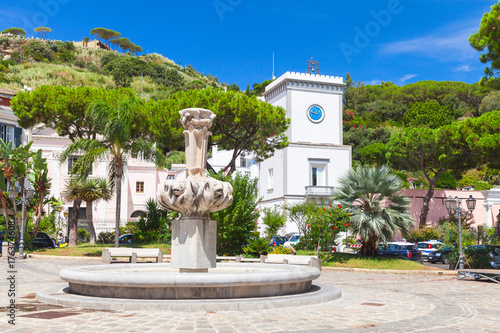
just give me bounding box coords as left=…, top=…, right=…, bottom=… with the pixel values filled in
left=1, top=258, right=499, bottom=332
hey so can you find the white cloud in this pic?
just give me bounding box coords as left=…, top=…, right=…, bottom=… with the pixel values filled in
left=378, top=19, right=479, bottom=61
left=0, top=10, right=21, bottom=24
left=399, top=74, right=418, bottom=83
left=366, top=79, right=382, bottom=85
left=452, top=64, right=473, bottom=72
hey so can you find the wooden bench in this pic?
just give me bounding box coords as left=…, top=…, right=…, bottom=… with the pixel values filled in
left=102, top=248, right=163, bottom=264
left=264, top=254, right=322, bottom=270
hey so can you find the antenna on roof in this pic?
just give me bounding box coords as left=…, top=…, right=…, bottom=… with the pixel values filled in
left=306, top=57, right=320, bottom=75
left=272, top=52, right=276, bottom=80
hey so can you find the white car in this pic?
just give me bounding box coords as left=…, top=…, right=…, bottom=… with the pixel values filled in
left=284, top=234, right=301, bottom=248
left=417, top=240, right=445, bottom=259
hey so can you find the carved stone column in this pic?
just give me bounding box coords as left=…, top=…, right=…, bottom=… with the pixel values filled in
left=157, top=108, right=232, bottom=272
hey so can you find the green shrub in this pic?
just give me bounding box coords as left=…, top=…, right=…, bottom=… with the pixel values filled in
left=97, top=231, right=115, bottom=244
left=38, top=216, right=56, bottom=234
left=75, top=60, right=85, bottom=68
left=86, top=62, right=100, bottom=73
left=270, top=245, right=294, bottom=254
left=449, top=247, right=500, bottom=269
left=210, top=172, right=260, bottom=256
left=243, top=238, right=271, bottom=257
left=261, top=206, right=286, bottom=239
left=405, top=227, right=440, bottom=243
left=24, top=40, right=54, bottom=61
left=10, top=51, right=22, bottom=64
left=135, top=199, right=174, bottom=243
left=77, top=228, right=90, bottom=242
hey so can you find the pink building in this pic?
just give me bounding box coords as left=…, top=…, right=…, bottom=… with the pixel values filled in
left=402, top=188, right=500, bottom=230
left=30, top=126, right=168, bottom=235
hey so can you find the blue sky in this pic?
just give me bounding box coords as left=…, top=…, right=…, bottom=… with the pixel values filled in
left=0, top=0, right=496, bottom=89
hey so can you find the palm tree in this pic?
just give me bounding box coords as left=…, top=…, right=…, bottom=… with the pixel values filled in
left=334, top=165, right=415, bottom=257
left=0, top=139, right=33, bottom=239
left=82, top=36, right=90, bottom=47
left=31, top=149, right=51, bottom=239
left=61, top=98, right=165, bottom=247
left=78, top=178, right=113, bottom=244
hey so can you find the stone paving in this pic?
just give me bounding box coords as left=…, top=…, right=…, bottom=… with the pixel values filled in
left=0, top=258, right=499, bottom=332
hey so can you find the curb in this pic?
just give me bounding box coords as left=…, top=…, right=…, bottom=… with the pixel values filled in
left=26, top=254, right=102, bottom=261
left=24, top=254, right=458, bottom=275
left=36, top=283, right=342, bottom=312
left=322, top=266, right=458, bottom=276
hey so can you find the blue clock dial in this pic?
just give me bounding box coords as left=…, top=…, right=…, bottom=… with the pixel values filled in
left=307, top=105, right=324, bottom=122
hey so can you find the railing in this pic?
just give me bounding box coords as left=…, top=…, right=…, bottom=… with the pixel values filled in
left=305, top=186, right=335, bottom=197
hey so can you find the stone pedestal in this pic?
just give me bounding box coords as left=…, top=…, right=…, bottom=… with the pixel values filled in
left=1, top=242, right=9, bottom=258
left=171, top=217, right=217, bottom=272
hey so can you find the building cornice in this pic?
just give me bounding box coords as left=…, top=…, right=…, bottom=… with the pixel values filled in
left=263, top=71, right=345, bottom=102
left=288, top=142, right=352, bottom=150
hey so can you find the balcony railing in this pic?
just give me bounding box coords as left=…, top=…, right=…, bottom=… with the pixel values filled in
left=305, top=186, right=335, bottom=198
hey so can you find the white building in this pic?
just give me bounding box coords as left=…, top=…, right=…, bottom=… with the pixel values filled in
left=209, top=71, right=353, bottom=235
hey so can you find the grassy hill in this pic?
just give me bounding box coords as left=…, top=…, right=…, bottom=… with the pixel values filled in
left=0, top=35, right=221, bottom=100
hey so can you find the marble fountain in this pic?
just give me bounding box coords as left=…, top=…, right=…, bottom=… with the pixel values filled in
left=36, top=108, right=341, bottom=311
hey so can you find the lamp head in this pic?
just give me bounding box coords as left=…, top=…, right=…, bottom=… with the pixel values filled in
left=465, top=195, right=476, bottom=212
left=444, top=195, right=455, bottom=213
left=8, top=187, right=17, bottom=200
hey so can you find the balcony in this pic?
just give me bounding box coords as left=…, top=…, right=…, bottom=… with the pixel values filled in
left=305, top=186, right=335, bottom=198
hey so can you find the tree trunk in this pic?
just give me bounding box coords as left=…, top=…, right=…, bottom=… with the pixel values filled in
left=31, top=189, right=45, bottom=242
left=114, top=174, right=122, bottom=248
left=206, top=161, right=216, bottom=174
left=86, top=200, right=96, bottom=244
left=360, top=236, right=378, bottom=257
left=11, top=198, right=20, bottom=241
left=68, top=199, right=81, bottom=247
left=419, top=174, right=442, bottom=228
left=1, top=196, right=10, bottom=233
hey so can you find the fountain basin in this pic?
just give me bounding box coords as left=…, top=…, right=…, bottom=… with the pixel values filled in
left=60, top=263, right=321, bottom=299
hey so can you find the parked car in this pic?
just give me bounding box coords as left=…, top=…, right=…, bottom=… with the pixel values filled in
left=465, top=245, right=500, bottom=269
left=417, top=240, right=444, bottom=260
left=378, top=242, right=423, bottom=263
left=269, top=236, right=287, bottom=247
left=119, top=234, right=134, bottom=244
left=428, top=247, right=453, bottom=264
left=284, top=234, right=301, bottom=248
left=28, top=232, right=56, bottom=248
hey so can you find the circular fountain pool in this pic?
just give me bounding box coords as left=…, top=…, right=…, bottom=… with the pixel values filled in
left=59, top=263, right=321, bottom=299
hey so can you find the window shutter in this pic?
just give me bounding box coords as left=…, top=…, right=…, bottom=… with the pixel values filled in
left=14, top=127, right=22, bottom=147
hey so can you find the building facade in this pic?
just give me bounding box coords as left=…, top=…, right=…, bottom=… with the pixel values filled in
left=209, top=71, right=353, bottom=235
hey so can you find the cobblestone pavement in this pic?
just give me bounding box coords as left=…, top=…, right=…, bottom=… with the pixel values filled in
left=0, top=258, right=499, bottom=332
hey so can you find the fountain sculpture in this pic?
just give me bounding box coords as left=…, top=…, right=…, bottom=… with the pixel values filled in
left=157, top=108, right=233, bottom=272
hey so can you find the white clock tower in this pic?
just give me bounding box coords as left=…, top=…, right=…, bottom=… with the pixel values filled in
left=258, top=71, right=352, bottom=232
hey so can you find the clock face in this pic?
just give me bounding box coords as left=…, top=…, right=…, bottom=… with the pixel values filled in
left=307, top=105, right=324, bottom=123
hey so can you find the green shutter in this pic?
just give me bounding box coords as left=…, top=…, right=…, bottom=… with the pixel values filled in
left=14, top=127, right=22, bottom=147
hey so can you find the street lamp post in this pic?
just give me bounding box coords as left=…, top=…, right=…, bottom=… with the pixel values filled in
left=444, top=195, right=476, bottom=270
left=57, top=206, right=63, bottom=231
left=496, top=211, right=500, bottom=237
left=18, top=178, right=35, bottom=259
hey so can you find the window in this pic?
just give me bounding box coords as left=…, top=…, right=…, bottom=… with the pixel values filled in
left=5, top=126, right=14, bottom=143
left=267, top=169, right=274, bottom=190
left=1, top=124, right=21, bottom=146
left=311, top=165, right=326, bottom=186
left=68, top=157, right=92, bottom=175
left=136, top=181, right=145, bottom=193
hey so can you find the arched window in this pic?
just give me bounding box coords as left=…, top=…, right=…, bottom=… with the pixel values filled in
left=130, top=210, right=146, bottom=218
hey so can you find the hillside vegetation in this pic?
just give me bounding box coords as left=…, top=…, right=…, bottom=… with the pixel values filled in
left=0, top=35, right=222, bottom=100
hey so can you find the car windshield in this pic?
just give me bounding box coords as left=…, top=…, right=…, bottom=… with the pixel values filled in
left=400, top=245, right=417, bottom=251
left=289, top=235, right=300, bottom=242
